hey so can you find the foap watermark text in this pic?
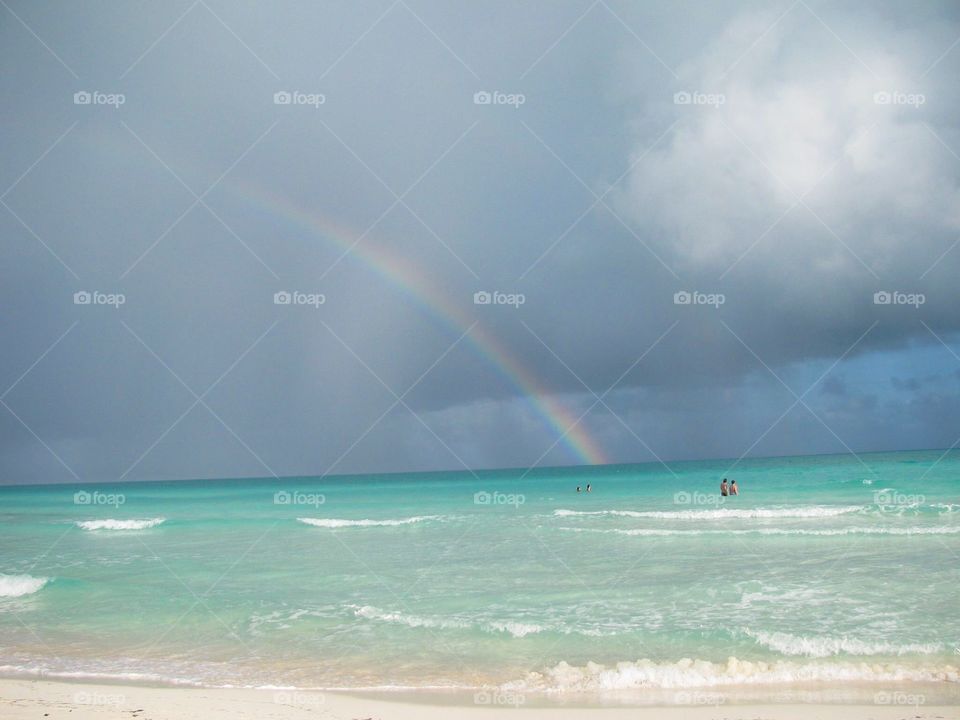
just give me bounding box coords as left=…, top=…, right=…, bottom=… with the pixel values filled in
left=874, top=490, right=924, bottom=506
left=674, top=690, right=725, bottom=705
left=74, top=691, right=125, bottom=706
left=674, top=491, right=725, bottom=507
left=74, top=290, right=125, bottom=307
left=474, top=90, right=525, bottom=108
left=74, top=90, right=125, bottom=108
left=74, top=490, right=125, bottom=508
left=474, top=491, right=525, bottom=508
left=674, top=90, right=725, bottom=108
left=274, top=490, right=326, bottom=508
left=873, top=90, right=925, bottom=107
left=274, top=90, right=326, bottom=107
left=873, top=290, right=924, bottom=307
left=874, top=691, right=925, bottom=706
left=273, top=691, right=326, bottom=707
left=274, top=290, right=325, bottom=307
left=674, top=290, right=725, bottom=307
left=474, top=290, right=525, bottom=308
left=473, top=688, right=525, bottom=707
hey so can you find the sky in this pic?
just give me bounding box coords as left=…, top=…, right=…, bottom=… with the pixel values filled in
left=2, top=0, right=960, bottom=484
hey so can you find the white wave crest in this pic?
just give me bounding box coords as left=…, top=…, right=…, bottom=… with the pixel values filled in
left=76, top=518, right=165, bottom=531
left=558, top=525, right=960, bottom=537
left=348, top=605, right=597, bottom=638
left=554, top=506, right=863, bottom=520
left=933, top=503, right=960, bottom=514
left=486, top=620, right=548, bottom=638
left=509, top=657, right=960, bottom=691
left=350, top=605, right=473, bottom=631
left=0, top=574, right=49, bottom=598
left=297, top=515, right=441, bottom=528
left=742, top=629, right=942, bottom=658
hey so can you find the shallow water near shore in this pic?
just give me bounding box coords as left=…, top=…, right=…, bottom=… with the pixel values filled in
left=1, top=449, right=958, bottom=703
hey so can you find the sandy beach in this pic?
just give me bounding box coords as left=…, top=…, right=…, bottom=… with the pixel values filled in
left=0, top=679, right=957, bottom=720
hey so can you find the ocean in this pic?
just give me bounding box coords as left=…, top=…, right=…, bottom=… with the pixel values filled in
left=1, top=449, right=958, bottom=704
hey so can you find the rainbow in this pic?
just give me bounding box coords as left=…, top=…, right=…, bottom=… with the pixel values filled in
left=226, top=176, right=608, bottom=466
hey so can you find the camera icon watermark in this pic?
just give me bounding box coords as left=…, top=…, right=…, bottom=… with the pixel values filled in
left=673, top=90, right=725, bottom=108
left=873, top=290, right=924, bottom=308
left=474, top=490, right=525, bottom=508
left=74, top=490, right=125, bottom=508
left=274, top=490, right=325, bottom=508
left=274, top=290, right=325, bottom=307
left=673, top=290, right=725, bottom=307
left=74, top=290, right=125, bottom=308
left=273, top=90, right=326, bottom=108
left=873, top=90, right=925, bottom=108
left=74, top=90, right=125, bottom=108
left=473, top=90, right=526, bottom=108
left=473, top=688, right=525, bottom=707
left=473, top=290, right=525, bottom=308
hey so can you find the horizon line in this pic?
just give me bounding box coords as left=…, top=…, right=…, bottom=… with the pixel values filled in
left=2, top=444, right=956, bottom=488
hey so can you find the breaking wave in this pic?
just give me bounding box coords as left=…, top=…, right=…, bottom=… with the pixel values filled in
left=0, top=574, right=49, bottom=598
left=348, top=605, right=605, bottom=638
left=297, top=516, right=442, bottom=528
left=558, top=525, right=960, bottom=537
left=742, top=629, right=943, bottom=658
left=554, top=506, right=864, bottom=520
left=76, top=518, right=165, bottom=531
left=508, top=657, right=959, bottom=691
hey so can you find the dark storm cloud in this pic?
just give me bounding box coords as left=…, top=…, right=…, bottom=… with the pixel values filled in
left=2, top=1, right=959, bottom=483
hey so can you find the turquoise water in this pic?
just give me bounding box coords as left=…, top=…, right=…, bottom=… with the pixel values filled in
left=1, top=450, right=958, bottom=702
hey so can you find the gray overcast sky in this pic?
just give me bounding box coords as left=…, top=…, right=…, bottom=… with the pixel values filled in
left=2, top=0, right=960, bottom=484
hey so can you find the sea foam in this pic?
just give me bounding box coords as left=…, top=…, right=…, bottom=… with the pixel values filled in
left=350, top=605, right=473, bottom=631
left=297, top=516, right=441, bottom=528
left=76, top=518, right=165, bottom=530
left=509, top=657, right=960, bottom=691
left=348, top=605, right=602, bottom=638
left=558, top=525, right=960, bottom=537
left=742, top=629, right=942, bottom=658
left=554, top=506, right=864, bottom=520
left=0, top=574, right=49, bottom=597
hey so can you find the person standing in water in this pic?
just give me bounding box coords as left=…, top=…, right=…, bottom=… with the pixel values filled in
left=586, top=484, right=591, bottom=492
left=720, top=478, right=729, bottom=497
left=730, top=480, right=739, bottom=496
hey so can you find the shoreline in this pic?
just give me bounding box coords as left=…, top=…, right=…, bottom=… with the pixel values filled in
left=1, top=678, right=958, bottom=719
left=1, top=667, right=957, bottom=701
left=1, top=677, right=959, bottom=718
